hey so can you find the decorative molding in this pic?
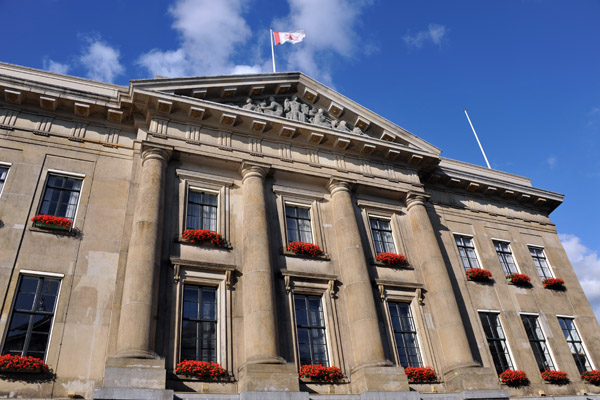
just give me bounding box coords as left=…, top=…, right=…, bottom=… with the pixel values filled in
left=34, top=116, right=53, bottom=136
left=149, top=118, right=169, bottom=138
left=69, top=122, right=87, bottom=142
left=186, top=124, right=202, bottom=144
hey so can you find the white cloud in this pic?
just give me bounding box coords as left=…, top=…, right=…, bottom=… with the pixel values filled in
left=80, top=40, right=124, bottom=83
left=273, top=0, right=374, bottom=83
left=547, top=155, right=556, bottom=168
left=403, top=24, right=447, bottom=48
left=44, top=59, right=70, bottom=75
left=559, top=233, right=600, bottom=320
left=138, top=0, right=264, bottom=78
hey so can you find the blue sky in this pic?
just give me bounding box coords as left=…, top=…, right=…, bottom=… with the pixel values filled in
left=2, top=0, right=599, bottom=316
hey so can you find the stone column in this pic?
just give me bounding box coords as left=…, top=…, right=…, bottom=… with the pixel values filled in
left=115, top=146, right=171, bottom=359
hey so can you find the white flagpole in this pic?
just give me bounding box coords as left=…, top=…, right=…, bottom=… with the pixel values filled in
left=270, top=28, right=276, bottom=73
left=464, top=109, right=491, bottom=169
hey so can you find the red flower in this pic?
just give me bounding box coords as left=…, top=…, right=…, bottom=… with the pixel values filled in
left=541, top=369, right=569, bottom=384
left=182, top=229, right=225, bottom=247
left=31, top=214, right=72, bottom=228
left=542, top=278, right=565, bottom=290
left=465, top=268, right=493, bottom=281
left=298, top=364, right=343, bottom=382
left=287, top=241, right=323, bottom=257
left=376, top=252, right=408, bottom=266
left=506, top=273, right=531, bottom=286
left=499, top=369, right=528, bottom=387
left=0, top=354, right=49, bottom=373
left=404, top=366, right=436, bottom=382
left=175, top=360, right=227, bottom=380
left=581, top=370, right=600, bottom=385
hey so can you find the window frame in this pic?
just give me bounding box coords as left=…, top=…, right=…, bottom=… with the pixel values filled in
left=492, top=239, right=520, bottom=276
left=519, top=313, right=557, bottom=372
left=556, top=316, right=594, bottom=374
left=293, top=293, right=330, bottom=366
left=357, top=199, right=407, bottom=264
left=369, top=215, right=398, bottom=255
left=478, top=310, right=517, bottom=374
left=453, top=233, right=482, bottom=271
left=387, top=301, right=424, bottom=368
left=0, top=161, right=11, bottom=198
left=37, top=170, right=85, bottom=225
left=284, top=202, right=315, bottom=245
left=185, top=187, right=219, bottom=232
left=527, top=246, right=554, bottom=280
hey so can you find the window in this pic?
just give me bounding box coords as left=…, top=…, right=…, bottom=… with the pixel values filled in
left=294, top=294, right=329, bottom=366
left=388, top=302, right=423, bottom=368
left=521, top=314, right=555, bottom=372
left=286, top=205, right=313, bottom=244
left=370, top=217, right=396, bottom=254
left=39, top=174, right=82, bottom=221
left=529, top=247, right=553, bottom=279
left=2, top=275, right=61, bottom=359
left=455, top=235, right=481, bottom=271
left=186, top=190, right=218, bottom=231
left=493, top=241, right=518, bottom=276
left=558, top=317, right=592, bottom=374
left=181, top=285, right=217, bottom=362
left=0, top=165, right=8, bottom=196
left=479, top=312, right=514, bottom=374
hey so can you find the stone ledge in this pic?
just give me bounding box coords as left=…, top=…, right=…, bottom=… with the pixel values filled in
left=94, top=387, right=174, bottom=400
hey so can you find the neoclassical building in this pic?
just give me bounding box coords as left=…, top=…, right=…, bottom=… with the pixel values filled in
left=0, top=62, right=598, bottom=400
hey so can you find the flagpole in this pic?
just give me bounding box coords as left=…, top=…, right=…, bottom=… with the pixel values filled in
left=270, top=28, right=276, bottom=73
left=464, top=109, right=491, bottom=169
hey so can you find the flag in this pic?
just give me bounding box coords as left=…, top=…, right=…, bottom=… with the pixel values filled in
left=273, top=30, right=306, bottom=45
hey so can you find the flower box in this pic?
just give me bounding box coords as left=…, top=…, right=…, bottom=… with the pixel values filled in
left=506, top=273, right=531, bottom=287
left=0, top=354, right=49, bottom=374
left=542, top=278, right=565, bottom=290
left=31, top=214, right=72, bottom=231
left=581, top=370, right=600, bottom=385
left=499, top=369, right=528, bottom=387
left=175, top=360, right=227, bottom=381
left=298, top=364, right=343, bottom=382
left=541, top=369, right=569, bottom=384
left=287, top=241, right=323, bottom=257
left=404, top=366, right=436, bottom=383
left=466, top=268, right=493, bottom=282
left=376, top=252, right=408, bottom=267
left=182, top=229, right=225, bottom=247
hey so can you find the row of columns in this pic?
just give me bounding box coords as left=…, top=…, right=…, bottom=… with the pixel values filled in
left=113, top=147, right=479, bottom=385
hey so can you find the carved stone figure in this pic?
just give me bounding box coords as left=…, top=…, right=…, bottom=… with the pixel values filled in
left=352, top=125, right=365, bottom=135
left=262, top=96, right=283, bottom=117
left=284, top=96, right=305, bottom=122
left=242, top=97, right=259, bottom=112
left=311, top=108, right=330, bottom=127
left=334, top=120, right=352, bottom=132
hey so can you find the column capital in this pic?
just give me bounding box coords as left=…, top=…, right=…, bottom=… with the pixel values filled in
left=327, top=178, right=355, bottom=196
left=141, top=144, right=172, bottom=166
left=240, top=162, right=270, bottom=183
left=405, top=191, right=430, bottom=211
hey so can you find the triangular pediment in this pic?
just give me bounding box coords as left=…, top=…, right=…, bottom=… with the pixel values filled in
left=130, top=73, right=441, bottom=156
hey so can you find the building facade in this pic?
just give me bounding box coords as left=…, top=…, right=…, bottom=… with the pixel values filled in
left=0, top=62, right=598, bottom=400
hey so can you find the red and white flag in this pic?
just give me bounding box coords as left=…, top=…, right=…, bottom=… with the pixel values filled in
left=273, top=30, right=306, bottom=45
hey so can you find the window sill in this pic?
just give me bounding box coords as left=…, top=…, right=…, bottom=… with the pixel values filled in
left=372, top=261, right=413, bottom=270
left=283, top=250, right=330, bottom=261
left=172, top=373, right=236, bottom=383
left=299, top=376, right=349, bottom=384
left=178, top=237, right=232, bottom=250
left=29, top=225, right=78, bottom=237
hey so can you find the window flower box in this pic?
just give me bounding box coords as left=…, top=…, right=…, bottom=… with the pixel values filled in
left=506, top=273, right=531, bottom=287
left=404, top=366, right=436, bottom=383
left=466, top=268, right=493, bottom=282
left=541, top=369, right=569, bottom=385
left=581, top=370, right=600, bottom=385
left=182, top=229, right=225, bottom=247
left=542, top=278, right=565, bottom=290
left=499, top=369, right=528, bottom=387
left=298, top=364, right=343, bottom=382
left=0, top=354, right=49, bottom=374
left=287, top=241, right=323, bottom=257
left=376, top=252, right=408, bottom=267
left=31, top=214, right=72, bottom=231
left=175, top=360, right=227, bottom=381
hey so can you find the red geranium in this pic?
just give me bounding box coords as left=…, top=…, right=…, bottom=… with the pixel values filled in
left=376, top=252, right=408, bottom=266
left=581, top=370, right=600, bottom=385
left=499, top=369, right=528, bottom=387
left=507, top=273, right=531, bottom=286
left=182, top=229, right=225, bottom=247
left=466, top=268, right=493, bottom=282
left=0, top=354, right=49, bottom=373
left=404, top=366, right=436, bottom=383
left=542, top=278, right=565, bottom=290
left=287, top=241, right=323, bottom=257
left=541, top=369, right=569, bottom=384
left=31, top=214, right=72, bottom=228
left=298, top=364, right=343, bottom=382
left=175, top=360, right=227, bottom=380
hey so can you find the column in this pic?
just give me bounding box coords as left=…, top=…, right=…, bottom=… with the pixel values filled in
left=115, top=146, right=171, bottom=358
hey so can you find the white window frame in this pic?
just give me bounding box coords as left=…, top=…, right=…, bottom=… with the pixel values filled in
left=527, top=245, right=555, bottom=280
left=0, top=161, right=12, bottom=198
left=453, top=232, right=483, bottom=271
left=556, top=315, right=596, bottom=371
left=357, top=199, right=406, bottom=263
left=186, top=186, right=220, bottom=231
left=519, top=312, right=558, bottom=372
left=284, top=201, right=315, bottom=245
left=491, top=238, right=521, bottom=276
left=477, top=310, right=518, bottom=373
left=37, top=170, right=85, bottom=226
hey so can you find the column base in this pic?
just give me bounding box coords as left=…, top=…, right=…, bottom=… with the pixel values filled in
left=350, top=365, right=410, bottom=394
left=93, top=387, right=174, bottom=400
left=443, top=365, right=501, bottom=392
left=238, top=363, right=300, bottom=393
left=93, top=357, right=169, bottom=399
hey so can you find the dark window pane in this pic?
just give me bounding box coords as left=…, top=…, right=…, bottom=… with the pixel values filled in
left=294, top=294, right=328, bottom=366
left=181, top=285, right=218, bottom=362
left=286, top=205, right=313, bottom=244
left=388, top=302, right=423, bottom=368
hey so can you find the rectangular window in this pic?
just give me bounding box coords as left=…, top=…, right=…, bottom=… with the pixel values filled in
left=558, top=317, right=592, bottom=374
left=39, top=174, right=82, bottom=221
left=186, top=190, right=218, bottom=231
left=493, top=241, right=518, bottom=276
left=181, top=285, right=217, bottom=362
left=294, top=294, right=328, bottom=366
left=370, top=217, right=396, bottom=254
left=529, top=247, right=553, bottom=279
left=521, top=314, right=555, bottom=372
left=2, top=275, right=61, bottom=359
left=286, top=205, right=313, bottom=244
left=388, top=302, right=423, bottom=367
left=0, top=166, right=8, bottom=196
left=479, top=312, right=514, bottom=374
left=455, top=235, right=481, bottom=271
